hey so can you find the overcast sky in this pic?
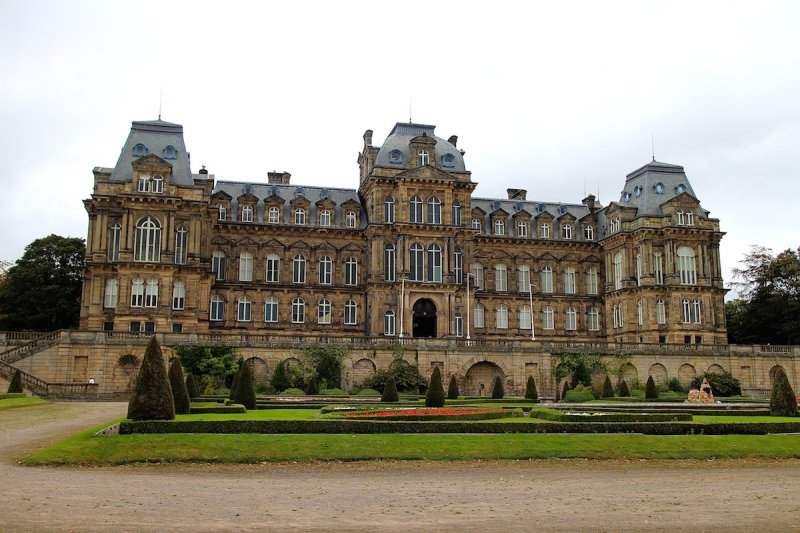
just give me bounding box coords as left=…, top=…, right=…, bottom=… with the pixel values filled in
left=2, top=0, right=799, bottom=294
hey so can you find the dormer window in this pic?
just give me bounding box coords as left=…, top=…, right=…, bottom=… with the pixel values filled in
left=442, top=153, right=455, bottom=168
left=418, top=150, right=429, bottom=166
left=138, top=175, right=150, bottom=192
left=162, top=145, right=177, bottom=160
left=132, top=143, right=148, bottom=157
left=676, top=184, right=687, bottom=194
left=494, top=219, right=505, bottom=236
left=634, top=186, right=642, bottom=197
left=268, top=206, right=280, bottom=224
left=562, top=223, right=572, bottom=239
left=319, top=209, right=331, bottom=227
left=583, top=225, right=594, bottom=240
left=676, top=209, right=684, bottom=225
left=388, top=149, right=404, bottom=164
left=152, top=175, right=164, bottom=193
left=623, top=192, right=631, bottom=202
left=241, top=205, right=254, bottom=222
left=654, top=182, right=665, bottom=194
left=295, top=208, right=306, bottom=225
left=217, top=204, right=226, bottom=221
left=686, top=210, right=694, bottom=226
left=346, top=211, right=357, bottom=228
left=540, top=222, right=550, bottom=238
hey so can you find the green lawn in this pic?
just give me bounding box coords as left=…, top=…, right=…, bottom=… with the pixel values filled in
left=179, top=409, right=319, bottom=421
left=0, top=397, right=48, bottom=411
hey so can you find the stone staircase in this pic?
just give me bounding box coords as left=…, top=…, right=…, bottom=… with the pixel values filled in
left=0, top=331, right=63, bottom=397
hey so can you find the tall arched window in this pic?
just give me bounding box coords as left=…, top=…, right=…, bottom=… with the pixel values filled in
left=453, top=247, right=463, bottom=284
left=471, top=263, right=484, bottom=290
left=291, top=298, right=305, bottom=323
left=588, top=307, right=599, bottom=331
left=237, top=297, right=252, bottom=322
left=427, top=197, right=442, bottom=224
left=293, top=254, right=307, bottom=284
left=518, top=265, right=531, bottom=293
left=104, top=279, right=118, bottom=308
left=344, top=299, right=357, bottom=325
left=319, top=209, right=331, bottom=227
left=562, top=223, right=572, bottom=239
left=108, top=223, right=121, bottom=262
left=540, top=222, right=550, bottom=238
left=318, top=255, right=332, bottom=285
left=564, top=268, right=576, bottom=294
left=676, top=209, right=684, bottom=225
left=613, top=252, right=623, bottom=290
left=264, top=297, right=279, bottom=322
left=686, top=210, right=695, bottom=226
left=656, top=299, right=666, bottom=324
left=517, top=220, right=528, bottom=237
left=495, top=304, right=508, bottom=329
left=452, top=200, right=462, bottom=226
left=384, top=244, right=396, bottom=282
left=586, top=268, right=598, bottom=295
left=346, top=211, right=357, bottom=228
left=519, top=305, right=532, bottom=330
left=542, top=306, right=554, bottom=329
left=384, top=196, right=395, bottom=223
left=541, top=266, right=553, bottom=293
left=318, top=299, right=332, bottom=324
left=172, top=281, right=185, bottom=310
left=409, top=243, right=424, bottom=281
left=212, top=251, right=226, bottom=281
left=409, top=196, right=423, bottom=223
left=692, top=299, right=702, bottom=323
left=239, top=252, right=253, bottom=282
left=636, top=253, right=642, bottom=286
left=677, top=246, right=697, bottom=285
left=345, top=257, right=358, bottom=286
left=681, top=298, right=691, bottom=323
left=637, top=299, right=644, bottom=326
left=241, top=205, right=254, bottom=222
left=494, top=264, right=507, bottom=292
left=384, top=311, right=396, bottom=336
left=268, top=206, right=280, bottom=224
left=145, top=279, right=158, bottom=307
left=210, top=295, right=224, bottom=321
left=473, top=303, right=485, bottom=328
left=134, top=217, right=161, bottom=262
left=266, top=253, right=281, bottom=283
left=565, top=307, right=577, bottom=330
left=428, top=244, right=442, bottom=282
left=294, top=208, right=306, bottom=225
left=494, top=219, right=505, bottom=236
left=174, top=226, right=188, bottom=265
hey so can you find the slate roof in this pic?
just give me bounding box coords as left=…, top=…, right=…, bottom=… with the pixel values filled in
left=375, top=122, right=466, bottom=171
left=471, top=197, right=592, bottom=238
left=616, top=160, right=708, bottom=217
left=109, top=119, right=194, bottom=186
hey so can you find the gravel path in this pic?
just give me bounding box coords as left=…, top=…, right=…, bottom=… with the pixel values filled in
left=1, top=402, right=800, bottom=532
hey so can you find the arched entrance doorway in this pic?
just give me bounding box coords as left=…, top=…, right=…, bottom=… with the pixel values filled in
left=463, top=361, right=504, bottom=397
left=412, top=298, right=437, bottom=338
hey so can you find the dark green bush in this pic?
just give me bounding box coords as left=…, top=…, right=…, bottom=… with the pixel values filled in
left=668, top=377, right=685, bottom=393
left=645, top=376, right=659, bottom=399
left=168, top=358, right=191, bottom=415
left=491, top=376, right=504, bottom=399
left=602, top=375, right=614, bottom=398
left=127, top=336, right=175, bottom=421
left=561, top=381, right=570, bottom=402
left=306, top=375, right=320, bottom=395
left=564, top=384, right=595, bottom=403
left=770, top=368, right=797, bottom=417
left=228, top=370, right=241, bottom=401
left=364, top=359, right=427, bottom=393
left=691, top=372, right=742, bottom=397
left=618, top=380, right=631, bottom=397
left=525, top=375, right=538, bottom=400
left=185, top=372, right=200, bottom=399
left=271, top=360, right=292, bottom=393
left=425, top=367, right=445, bottom=407
left=381, top=376, right=399, bottom=402
left=356, top=388, right=381, bottom=397
left=279, top=387, right=306, bottom=396
left=7, top=369, right=23, bottom=393
left=231, top=361, right=256, bottom=410
left=319, top=388, right=348, bottom=396
left=189, top=405, right=246, bottom=414
left=447, top=375, right=459, bottom=400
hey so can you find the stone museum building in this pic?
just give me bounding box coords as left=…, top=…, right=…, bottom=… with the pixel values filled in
left=1, top=118, right=797, bottom=399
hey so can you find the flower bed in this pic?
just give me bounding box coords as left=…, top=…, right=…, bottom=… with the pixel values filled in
left=530, top=408, right=692, bottom=423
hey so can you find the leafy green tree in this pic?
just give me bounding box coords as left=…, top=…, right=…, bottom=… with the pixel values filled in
left=7, top=369, right=22, bottom=393
left=271, top=360, right=291, bottom=392
left=524, top=375, right=538, bottom=400
left=185, top=372, right=200, bottom=399
left=364, top=359, right=427, bottom=393
left=618, top=379, right=631, bottom=397
left=168, top=358, right=191, bottom=414
left=561, top=381, right=570, bottom=402
left=303, top=347, right=348, bottom=390
left=645, top=375, right=659, bottom=399
left=491, top=375, right=504, bottom=399
left=770, top=368, right=797, bottom=417
left=602, top=375, right=614, bottom=398
left=306, top=375, right=320, bottom=395
left=231, top=359, right=257, bottom=410
left=553, top=352, right=626, bottom=388
left=690, top=372, right=742, bottom=397
left=447, top=374, right=459, bottom=400
left=173, top=346, right=239, bottom=391
left=127, top=337, right=175, bottom=421
left=381, top=376, right=399, bottom=402
left=425, top=366, right=445, bottom=407
left=0, top=235, right=84, bottom=331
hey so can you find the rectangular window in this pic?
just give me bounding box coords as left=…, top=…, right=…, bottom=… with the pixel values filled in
left=266, top=255, right=280, bottom=283
left=654, top=253, right=663, bottom=285
left=564, top=270, right=575, bottom=294
left=175, top=229, right=188, bottom=265
left=108, top=224, right=121, bottom=262
left=472, top=264, right=484, bottom=290
left=172, top=283, right=185, bottom=310
left=453, top=251, right=463, bottom=285
left=586, top=268, right=598, bottom=295
left=454, top=314, right=463, bottom=337
left=265, top=299, right=278, bottom=323
left=129, top=321, right=141, bottom=333
left=212, top=254, right=226, bottom=281
left=656, top=300, right=666, bottom=324
left=384, top=312, right=395, bottom=336
left=104, top=279, right=118, bottom=309
left=518, top=267, right=530, bottom=293
left=495, top=266, right=507, bottom=292
left=473, top=305, right=485, bottom=328
left=144, top=321, right=155, bottom=333
left=172, top=323, right=183, bottom=333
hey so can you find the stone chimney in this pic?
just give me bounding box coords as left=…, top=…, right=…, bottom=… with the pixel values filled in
left=363, top=129, right=373, bottom=146
left=582, top=194, right=597, bottom=213
left=507, top=188, right=527, bottom=201
left=268, top=171, right=291, bottom=184
left=448, top=135, right=458, bottom=147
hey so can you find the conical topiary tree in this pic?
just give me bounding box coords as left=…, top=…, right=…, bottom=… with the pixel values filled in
left=645, top=375, right=659, bottom=399
left=228, top=369, right=241, bottom=401
left=561, top=381, right=570, bottom=402
left=231, top=359, right=257, bottom=410
left=770, top=368, right=797, bottom=417
left=425, top=366, right=445, bottom=407
left=271, top=359, right=291, bottom=392
left=618, top=379, right=631, bottom=397
left=602, top=375, right=614, bottom=399
left=7, top=369, right=23, bottom=393
left=185, top=372, right=200, bottom=399
left=524, top=375, right=538, bottom=400
left=491, top=375, right=504, bottom=399
left=168, top=358, right=191, bottom=415
left=381, top=375, right=399, bottom=402
left=447, top=374, right=459, bottom=400
left=127, top=336, right=175, bottom=421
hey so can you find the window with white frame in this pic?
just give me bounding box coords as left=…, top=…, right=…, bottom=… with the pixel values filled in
left=410, top=243, right=424, bottom=281
left=474, top=303, right=485, bottom=328
left=565, top=307, right=577, bottom=330
left=172, top=281, right=185, bottom=310
left=264, top=297, right=278, bottom=322
left=583, top=225, right=594, bottom=241
left=613, top=252, right=623, bottom=290
left=518, top=265, right=531, bottom=293
left=636, top=253, right=642, bottom=286
left=319, top=209, right=331, bottom=227
left=427, top=245, right=442, bottom=282
left=472, top=218, right=482, bottom=231
left=152, top=175, right=163, bottom=193
left=453, top=248, right=463, bottom=284
left=344, top=299, right=357, bottom=325
left=291, top=297, right=305, bottom=323
left=637, top=299, right=643, bottom=326
left=519, top=305, right=532, bottom=330
left=409, top=196, right=423, bottom=223
left=266, top=253, right=281, bottom=283
left=564, top=268, right=576, bottom=294
left=541, top=266, right=553, bottom=293
left=268, top=206, right=280, bottom=224
left=588, top=307, right=599, bottom=331
left=138, top=175, right=150, bottom=192
left=656, top=299, right=666, bottom=324
left=318, top=255, right=332, bottom=285
left=494, top=219, right=505, bottom=236
left=346, top=211, right=357, bottom=228
left=613, top=303, right=623, bottom=328
left=241, top=205, right=254, bottom=223
left=345, top=257, right=358, bottom=286
left=418, top=150, right=429, bottom=166
left=452, top=201, right=461, bottom=226
left=540, top=222, right=550, bottom=238
left=542, top=306, right=554, bottom=329
left=175, top=227, right=188, bottom=265
left=653, top=252, right=664, bottom=284
left=692, top=299, right=702, bottom=323
left=239, top=252, right=253, bottom=282
left=454, top=314, right=463, bottom=337
left=384, top=311, right=396, bottom=336
left=686, top=210, right=694, bottom=226
left=293, top=254, right=307, bottom=284
left=134, top=217, right=161, bottom=262
left=586, top=268, right=598, bottom=295
left=210, top=295, right=224, bottom=321
left=676, top=210, right=684, bottom=225
left=145, top=279, right=158, bottom=307
left=104, top=279, right=118, bottom=308
left=217, top=204, right=226, bottom=221
left=384, top=244, right=396, bottom=282
left=516, top=220, right=528, bottom=237
left=495, top=264, right=507, bottom=292
left=318, top=299, right=332, bottom=324
left=562, top=223, right=572, bottom=240
left=471, top=263, right=484, bottom=290
left=384, top=196, right=395, bottom=223
left=237, top=297, right=252, bottom=322
left=681, top=298, right=691, bottom=323
left=495, top=304, right=508, bottom=329
left=212, top=251, right=226, bottom=281
left=677, top=246, right=697, bottom=284
left=108, top=223, right=121, bottom=262
left=427, top=197, right=442, bottom=224
left=294, top=208, right=306, bottom=225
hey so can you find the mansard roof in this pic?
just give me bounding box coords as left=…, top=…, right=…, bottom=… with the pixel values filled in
left=109, top=119, right=194, bottom=186
left=471, top=197, right=590, bottom=222
left=375, top=122, right=466, bottom=172
left=617, top=160, right=709, bottom=218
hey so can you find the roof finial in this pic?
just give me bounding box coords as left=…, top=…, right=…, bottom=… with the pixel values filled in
left=158, top=87, right=163, bottom=121
left=409, top=96, right=412, bottom=123
left=651, top=132, right=655, bottom=162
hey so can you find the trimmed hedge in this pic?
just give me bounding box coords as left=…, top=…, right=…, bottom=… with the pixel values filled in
left=327, top=408, right=523, bottom=422
left=0, top=393, right=26, bottom=400
left=530, top=408, right=693, bottom=423
left=189, top=405, right=247, bottom=414
left=119, top=419, right=800, bottom=436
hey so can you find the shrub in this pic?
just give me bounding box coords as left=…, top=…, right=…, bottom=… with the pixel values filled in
left=271, top=360, right=291, bottom=393
left=770, top=368, right=797, bottom=417
left=231, top=359, right=256, bottom=410
left=319, top=388, right=348, bottom=396
left=303, top=347, right=348, bottom=390
left=7, top=369, right=23, bottom=393
left=564, top=384, right=595, bottom=403
left=425, top=367, right=445, bottom=407
left=306, top=375, right=320, bottom=395
left=127, top=336, right=175, bottom=421
left=602, top=375, right=614, bottom=398
left=364, top=359, right=427, bottom=393
left=382, top=376, right=399, bottom=402
left=645, top=376, right=659, bottom=399
left=491, top=375, right=504, bottom=399
left=618, top=379, right=631, bottom=397
left=185, top=372, right=200, bottom=399
left=561, top=381, right=570, bottom=402
left=356, top=388, right=380, bottom=397
left=168, top=358, right=191, bottom=415
left=668, top=377, right=685, bottom=393
left=228, top=369, right=241, bottom=401
left=173, top=345, right=239, bottom=392
left=691, top=372, right=742, bottom=397
left=254, top=382, right=274, bottom=395
left=525, top=375, right=538, bottom=400
left=447, top=375, right=459, bottom=400
left=279, top=387, right=306, bottom=396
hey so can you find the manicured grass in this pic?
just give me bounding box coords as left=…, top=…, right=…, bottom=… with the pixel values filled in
left=178, top=409, right=319, bottom=421
left=0, top=397, right=48, bottom=411
left=24, top=424, right=800, bottom=465
left=693, top=415, right=799, bottom=424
